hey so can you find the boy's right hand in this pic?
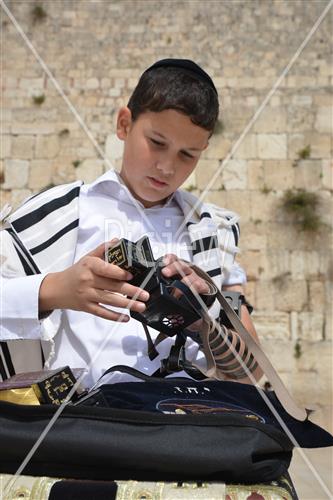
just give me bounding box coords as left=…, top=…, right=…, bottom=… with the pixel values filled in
left=38, top=240, right=150, bottom=322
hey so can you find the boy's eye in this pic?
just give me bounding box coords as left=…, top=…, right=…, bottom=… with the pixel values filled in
left=150, top=138, right=165, bottom=147
left=182, top=151, right=195, bottom=159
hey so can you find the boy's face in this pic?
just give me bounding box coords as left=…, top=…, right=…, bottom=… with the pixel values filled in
left=117, top=107, right=209, bottom=208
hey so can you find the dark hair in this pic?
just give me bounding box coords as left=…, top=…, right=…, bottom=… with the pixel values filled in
left=127, top=66, right=219, bottom=134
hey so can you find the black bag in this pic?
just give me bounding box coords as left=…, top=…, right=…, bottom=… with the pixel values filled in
left=1, top=366, right=332, bottom=483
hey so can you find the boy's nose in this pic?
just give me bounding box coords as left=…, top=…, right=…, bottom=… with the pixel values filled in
left=156, top=158, right=175, bottom=176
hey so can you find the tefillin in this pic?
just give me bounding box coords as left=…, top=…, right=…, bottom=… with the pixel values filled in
left=106, top=236, right=202, bottom=336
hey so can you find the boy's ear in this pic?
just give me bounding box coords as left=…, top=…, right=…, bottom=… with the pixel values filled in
left=116, top=107, right=132, bottom=140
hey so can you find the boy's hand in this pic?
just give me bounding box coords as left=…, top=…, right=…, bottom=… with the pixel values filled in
left=39, top=240, right=150, bottom=322
left=161, top=254, right=211, bottom=332
left=161, top=254, right=210, bottom=295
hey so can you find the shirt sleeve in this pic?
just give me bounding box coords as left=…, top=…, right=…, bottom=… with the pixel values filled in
left=0, top=228, right=47, bottom=340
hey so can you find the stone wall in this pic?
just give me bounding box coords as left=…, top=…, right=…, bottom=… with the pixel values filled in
left=2, top=0, right=332, bottom=406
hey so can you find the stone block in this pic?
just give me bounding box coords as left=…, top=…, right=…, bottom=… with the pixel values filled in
left=28, top=160, right=53, bottom=190
left=10, top=189, right=32, bottom=209
left=255, top=281, right=275, bottom=311
left=291, top=95, right=312, bottom=106
left=12, top=123, right=55, bottom=135
left=252, top=312, right=290, bottom=340
left=315, top=107, right=332, bottom=133
left=237, top=250, right=265, bottom=282
left=205, top=136, right=231, bottom=160
left=105, top=134, right=124, bottom=162
left=247, top=160, right=264, bottom=190
left=11, top=135, right=35, bottom=160
left=286, top=106, right=315, bottom=132
left=221, top=190, right=251, bottom=222
left=221, top=159, right=247, bottom=190
left=263, top=160, right=294, bottom=190
left=298, top=313, right=324, bottom=341
left=19, top=78, right=44, bottom=90
left=253, top=108, right=287, bottom=133
left=257, top=134, right=287, bottom=159
left=243, top=280, right=256, bottom=306
left=196, top=159, right=221, bottom=190
left=75, top=158, right=104, bottom=183
left=3, top=159, right=29, bottom=189
left=238, top=221, right=267, bottom=250
left=86, top=78, right=99, bottom=90
left=233, top=134, right=257, bottom=159
left=288, top=133, right=331, bottom=159
left=259, top=339, right=294, bottom=374
left=1, top=135, right=11, bottom=158
left=35, top=135, right=60, bottom=159
left=308, top=281, right=326, bottom=313
left=293, top=160, right=322, bottom=190
left=274, top=279, right=308, bottom=312
left=250, top=190, right=280, bottom=223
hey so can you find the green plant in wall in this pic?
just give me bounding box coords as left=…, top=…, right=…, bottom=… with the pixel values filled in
left=280, top=189, right=323, bottom=232
left=31, top=5, right=47, bottom=23
left=297, top=145, right=311, bottom=160
left=32, top=94, right=45, bottom=105
left=293, top=145, right=311, bottom=167
left=294, top=339, right=302, bottom=359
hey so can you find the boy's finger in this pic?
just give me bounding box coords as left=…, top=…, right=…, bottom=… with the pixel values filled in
left=88, top=239, right=119, bottom=259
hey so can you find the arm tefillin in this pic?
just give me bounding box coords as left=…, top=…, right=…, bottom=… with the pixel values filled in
left=106, top=236, right=254, bottom=379
left=106, top=236, right=202, bottom=336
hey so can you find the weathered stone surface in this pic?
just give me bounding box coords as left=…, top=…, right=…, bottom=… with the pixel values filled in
left=263, top=160, right=294, bottom=190
left=11, top=135, right=35, bottom=160
left=3, top=159, right=29, bottom=189
left=293, top=160, right=323, bottom=190
left=10, top=188, right=32, bottom=207
left=75, top=158, right=104, bottom=183
left=253, top=108, right=287, bottom=133
left=196, top=159, right=221, bottom=190
left=1, top=136, right=11, bottom=159
left=298, top=312, right=324, bottom=341
left=274, top=279, right=308, bottom=312
left=247, top=160, right=264, bottom=190
left=105, top=134, right=124, bottom=163
left=257, top=134, right=287, bottom=160
left=28, top=160, right=53, bottom=190
left=288, top=133, right=331, bottom=159
left=233, top=134, right=257, bottom=159
left=252, top=311, right=290, bottom=340
left=221, top=159, right=247, bottom=190
left=255, top=281, right=275, bottom=310
left=315, top=107, right=332, bottom=133
left=35, top=135, right=60, bottom=159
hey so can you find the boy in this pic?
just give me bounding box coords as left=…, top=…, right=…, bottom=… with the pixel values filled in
left=1, top=59, right=261, bottom=387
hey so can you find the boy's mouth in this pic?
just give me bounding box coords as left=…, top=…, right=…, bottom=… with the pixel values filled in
left=148, top=176, right=168, bottom=188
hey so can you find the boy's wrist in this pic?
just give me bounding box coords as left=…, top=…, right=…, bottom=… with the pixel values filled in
left=39, top=272, right=61, bottom=313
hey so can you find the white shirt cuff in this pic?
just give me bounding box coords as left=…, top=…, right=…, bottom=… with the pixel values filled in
left=1, top=274, right=48, bottom=340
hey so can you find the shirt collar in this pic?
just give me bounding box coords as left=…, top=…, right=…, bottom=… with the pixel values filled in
left=86, top=168, right=182, bottom=211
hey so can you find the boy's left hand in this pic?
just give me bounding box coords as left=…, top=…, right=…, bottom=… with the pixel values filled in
left=161, top=254, right=210, bottom=332
left=161, top=254, right=210, bottom=295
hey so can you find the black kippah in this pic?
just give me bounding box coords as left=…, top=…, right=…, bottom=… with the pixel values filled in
left=144, top=58, right=218, bottom=95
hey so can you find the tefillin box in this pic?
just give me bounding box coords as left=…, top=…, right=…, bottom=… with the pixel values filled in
left=106, top=236, right=158, bottom=292
left=32, top=366, right=82, bottom=405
